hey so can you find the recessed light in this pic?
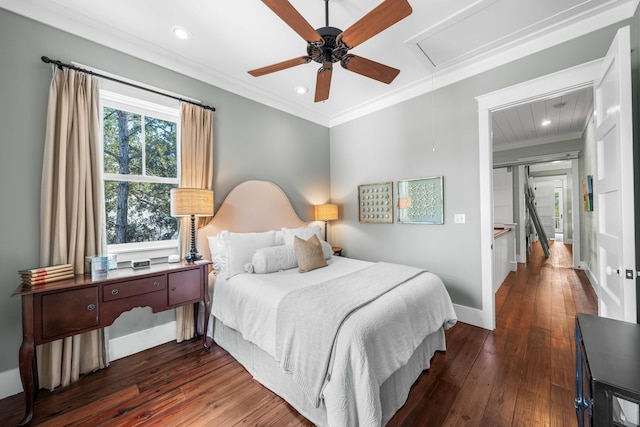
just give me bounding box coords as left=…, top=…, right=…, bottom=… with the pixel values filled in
left=542, top=119, right=551, bottom=126
left=294, top=86, right=308, bottom=95
left=171, top=26, right=190, bottom=40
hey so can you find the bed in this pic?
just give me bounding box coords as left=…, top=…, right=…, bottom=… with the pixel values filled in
left=196, top=180, right=457, bottom=426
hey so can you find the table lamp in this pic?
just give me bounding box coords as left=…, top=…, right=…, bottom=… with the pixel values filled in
left=314, top=203, right=338, bottom=241
left=170, top=188, right=214, bottom=262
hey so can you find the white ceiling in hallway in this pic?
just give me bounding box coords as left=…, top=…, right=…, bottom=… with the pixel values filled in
left=492, top=86, right=594, bottom=150
left=0, top=0, right=635, bottom=126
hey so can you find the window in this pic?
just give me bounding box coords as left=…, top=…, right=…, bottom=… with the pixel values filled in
left=101, top=90, right=180, bottom=250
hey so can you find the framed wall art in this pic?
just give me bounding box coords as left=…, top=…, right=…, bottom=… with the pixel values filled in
left=358, top=182, right=393, bottom=223
left=397, top=176, right=444, bottom=224
left=582, top=175, right=593, bottom=211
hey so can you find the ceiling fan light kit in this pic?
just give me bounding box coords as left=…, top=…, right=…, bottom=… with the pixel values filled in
left=249, top=0, right=412, bottom=102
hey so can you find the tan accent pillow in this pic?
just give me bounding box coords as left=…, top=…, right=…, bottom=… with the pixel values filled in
left=293, top=234, right=328, bottom=273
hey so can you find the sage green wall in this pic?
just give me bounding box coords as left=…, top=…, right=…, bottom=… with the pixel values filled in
left=0, top=9, right=329, bottom=374
left=330, top=21, right=631, bottom=309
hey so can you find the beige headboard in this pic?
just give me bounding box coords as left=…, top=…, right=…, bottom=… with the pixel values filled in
left=196, top=180, right=307, bottom=261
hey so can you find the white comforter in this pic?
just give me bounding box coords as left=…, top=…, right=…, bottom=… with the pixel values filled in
left=211, top=256, right=457, bottom=426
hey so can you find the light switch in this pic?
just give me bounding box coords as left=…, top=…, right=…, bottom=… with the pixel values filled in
left=454, top=214, right=466, bottom=224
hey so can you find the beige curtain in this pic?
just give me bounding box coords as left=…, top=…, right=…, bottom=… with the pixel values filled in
left=38, top=67, right=107, bottom=390
left=176, top=102, right=214, bottom=342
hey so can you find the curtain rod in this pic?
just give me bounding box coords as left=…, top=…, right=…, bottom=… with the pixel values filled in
left=41, top=56, right=216, bottom=112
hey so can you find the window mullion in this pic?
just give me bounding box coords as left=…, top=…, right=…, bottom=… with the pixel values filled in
left=104, top=173, right=177, bottom=185
left=141, top=114, right=146, bottom=177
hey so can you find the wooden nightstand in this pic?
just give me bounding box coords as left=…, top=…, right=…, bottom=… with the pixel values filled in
left=332, top=246, right=343, bottom=256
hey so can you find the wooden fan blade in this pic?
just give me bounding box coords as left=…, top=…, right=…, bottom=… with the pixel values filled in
left=314, top=64, right=333, bottom=102
left=341, top=55, right=399, bottom=84
left=338, top=0, right=412, bottom=48
left=262, top=0, right=323, bottom=43
left=248, top=56, right=311, bottom=77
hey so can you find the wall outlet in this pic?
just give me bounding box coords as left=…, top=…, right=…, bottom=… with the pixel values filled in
left=454, top=214, right=466, bottom=224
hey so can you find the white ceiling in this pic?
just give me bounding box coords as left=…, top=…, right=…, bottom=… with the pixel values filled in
left=492, top=86, right=594, bottom=150
left=0, top=0, right=637, bottom=127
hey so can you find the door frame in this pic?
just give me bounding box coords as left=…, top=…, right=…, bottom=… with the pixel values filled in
left=476, top=59, right=602, bottom=330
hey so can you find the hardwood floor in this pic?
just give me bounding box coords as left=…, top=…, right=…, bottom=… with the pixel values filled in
left=0, top=241, right=597, bottom=426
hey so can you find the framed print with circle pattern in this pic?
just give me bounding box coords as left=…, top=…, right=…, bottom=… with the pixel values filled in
left=358, top=182, right=393, bottom=223
left=397, top=176, right=444, bottom=224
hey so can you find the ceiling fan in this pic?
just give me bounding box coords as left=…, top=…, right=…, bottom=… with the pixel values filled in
left=248, top=0, right=413, bottom=102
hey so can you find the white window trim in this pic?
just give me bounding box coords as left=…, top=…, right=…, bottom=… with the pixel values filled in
left=100, top=88, right=181, bottom=260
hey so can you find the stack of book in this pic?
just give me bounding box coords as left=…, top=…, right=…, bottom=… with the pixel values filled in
left=19, top=264, right=75, bottom=286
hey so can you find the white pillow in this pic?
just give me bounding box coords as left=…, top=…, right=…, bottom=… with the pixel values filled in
left=282, top=225, right=323, bottom=246
left=220, top=230, right=276, bottom=278
left=207, top=235, right=228, bottom=273
left=320, top=240, right=333, bottom=260
left=274, top=230, right=285, bottom=246
left=247, top=245, right=298, bottom=274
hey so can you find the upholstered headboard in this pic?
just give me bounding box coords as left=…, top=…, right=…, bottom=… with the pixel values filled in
left=196, top=180, right=307, bottom=261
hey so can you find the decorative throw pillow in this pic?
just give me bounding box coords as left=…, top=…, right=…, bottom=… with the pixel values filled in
left=247, top=245, right=298, bottom=274
left=293, top=234, right=328, bottom=273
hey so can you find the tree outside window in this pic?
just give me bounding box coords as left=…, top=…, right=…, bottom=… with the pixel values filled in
left=102, top=97, right=179, bottom=246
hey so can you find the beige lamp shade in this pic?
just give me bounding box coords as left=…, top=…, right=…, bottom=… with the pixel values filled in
left=314, top=203, right=338, bottom=221
left=170, top=188, right=214, bottom=217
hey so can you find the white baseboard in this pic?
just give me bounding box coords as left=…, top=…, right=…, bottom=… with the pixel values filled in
left=454, top=303, right=494, bottom=330
left=109, top=321, right=177, bottom=361
left=582, top=265, right=598, bottom=297
left=0, top=322, right=177, bottom=400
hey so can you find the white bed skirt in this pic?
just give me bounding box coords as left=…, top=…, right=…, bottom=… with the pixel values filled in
left=209, top=317, right=446, bottom=426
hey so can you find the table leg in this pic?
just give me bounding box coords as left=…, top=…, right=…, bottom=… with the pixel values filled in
left=18, top=295, right=35, bottom=426
left=192, top=301, right=199, bottom=341
left=202, top=273, right=212, bottom=351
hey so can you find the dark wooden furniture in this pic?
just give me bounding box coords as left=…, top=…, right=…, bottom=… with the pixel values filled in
left=12, top=261, right=211, bottom=426
left=575, top=313, right=640, bottom=426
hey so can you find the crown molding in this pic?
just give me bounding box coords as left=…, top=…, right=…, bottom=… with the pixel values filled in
left=2, top=0, right=637, bottom=128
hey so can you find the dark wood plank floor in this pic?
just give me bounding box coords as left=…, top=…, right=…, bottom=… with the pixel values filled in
left=0, top=241, right=597, bottom=426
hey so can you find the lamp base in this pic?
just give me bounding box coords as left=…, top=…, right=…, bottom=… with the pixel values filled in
left=184, top=214, right=202, bottom=263
left=184, top=253, right=202, bottom=263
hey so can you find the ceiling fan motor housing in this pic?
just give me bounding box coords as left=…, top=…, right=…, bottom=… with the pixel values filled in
left=308, top=26, right=348, bottom=65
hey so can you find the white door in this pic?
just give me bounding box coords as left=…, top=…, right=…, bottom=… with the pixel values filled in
left=554, top=185, right=564, bottom=236
left=595, top=26, right=636, bottom=323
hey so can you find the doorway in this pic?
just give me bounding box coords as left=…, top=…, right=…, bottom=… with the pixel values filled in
left=476, top=60, right=602, bottom=330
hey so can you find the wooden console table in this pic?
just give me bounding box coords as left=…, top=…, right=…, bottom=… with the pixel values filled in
left=12, top=261, right=212, bottom=426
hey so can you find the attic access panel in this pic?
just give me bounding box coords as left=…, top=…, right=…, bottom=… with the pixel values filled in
left=408, top=0, right=612, bottom=69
